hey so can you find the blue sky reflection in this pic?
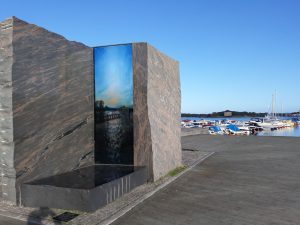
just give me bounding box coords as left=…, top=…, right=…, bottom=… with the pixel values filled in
left=94, top=44, right=133, bottom=108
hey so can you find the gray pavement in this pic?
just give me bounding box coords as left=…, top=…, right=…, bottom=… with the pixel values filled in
left=112, top=135, right=300, bottom=225
left=181, top=127, right=209, bottom=137
left=0, top=215, right=27, bottom=225
left=0, top=214, right=53, bottom=225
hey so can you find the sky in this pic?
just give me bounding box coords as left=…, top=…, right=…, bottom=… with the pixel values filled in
left=1, top=0, right=299, bottom=113
left=94, top=44, right=133, bottom=108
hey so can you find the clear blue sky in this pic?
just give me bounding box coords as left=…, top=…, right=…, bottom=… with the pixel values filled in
left=1, top=0, right=299, bottom=113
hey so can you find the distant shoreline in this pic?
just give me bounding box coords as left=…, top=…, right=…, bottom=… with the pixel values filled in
left=182, top=116, right=251, bottom=118
left=181, top=114, right=267, bottom=118
left=181, top=111, right=293, bottom=118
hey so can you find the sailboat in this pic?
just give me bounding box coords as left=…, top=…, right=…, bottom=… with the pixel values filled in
left=251, top=91, right=288, bottom=130
left=263, top=91, right=291, bottom=129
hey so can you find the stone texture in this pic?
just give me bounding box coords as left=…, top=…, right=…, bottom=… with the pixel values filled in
left=0, top=17, right=94, bottom=203
left=0, top=18, right=16, bottom=203
left=132, top=43, right=153, bottom=179
left=133, top=43, right=182, bottom=181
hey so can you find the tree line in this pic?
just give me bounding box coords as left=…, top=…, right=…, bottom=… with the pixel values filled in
left=182, top=111, right=268, bottom=118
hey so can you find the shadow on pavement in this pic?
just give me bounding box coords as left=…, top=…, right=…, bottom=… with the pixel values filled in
left=27, top=207, right=57, bottom=225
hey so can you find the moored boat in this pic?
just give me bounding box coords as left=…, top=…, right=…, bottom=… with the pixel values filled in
left=292, top=118, right=300, bottom=126
left=226, top=124, right=250, bottom=135
left=208, top=126, right=224, bottom=135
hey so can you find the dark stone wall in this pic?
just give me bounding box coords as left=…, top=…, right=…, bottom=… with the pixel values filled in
left=1, top=17, right=95, bottom=203
left=133, top=43, right=182, bottom=181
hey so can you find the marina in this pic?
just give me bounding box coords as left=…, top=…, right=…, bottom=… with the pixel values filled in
left=181, top=117, right=300, bottom=137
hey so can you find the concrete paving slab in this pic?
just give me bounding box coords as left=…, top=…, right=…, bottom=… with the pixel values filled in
left=112, top=135, right=300, bottom=225
left=0, top=215, right=27, bottom=225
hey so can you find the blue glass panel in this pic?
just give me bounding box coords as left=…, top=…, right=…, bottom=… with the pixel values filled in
left=94, top=44, right=133, bottom=164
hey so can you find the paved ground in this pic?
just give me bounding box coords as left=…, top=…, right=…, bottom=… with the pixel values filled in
left=0, top=214, right=56, bottom=225
left=2, top=135, right=300, bottom=225
left=0, top=205, right=62, bottom=225
left=181, top=127, right=209, bottom=137
left=0, top=215, right=27, bottom=225
left=112, top=135, right=300, bottom=225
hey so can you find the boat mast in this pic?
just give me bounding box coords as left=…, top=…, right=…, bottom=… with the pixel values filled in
left=274, top=89, right=277, bottom=119
left=269, top=90, right=278, bottom=119
left=272, top=94, right=274, bottom=119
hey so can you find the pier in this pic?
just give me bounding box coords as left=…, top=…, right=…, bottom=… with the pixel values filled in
left=103, top=113, right=121, bottom=121
left=95, top=113, right=121, bottom=122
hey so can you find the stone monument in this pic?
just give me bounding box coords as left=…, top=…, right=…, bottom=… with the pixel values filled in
left=0, top=17, right=181, bottom=210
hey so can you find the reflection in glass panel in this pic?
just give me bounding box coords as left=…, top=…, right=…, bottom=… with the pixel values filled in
left=94, top=44, right=133, bottom=164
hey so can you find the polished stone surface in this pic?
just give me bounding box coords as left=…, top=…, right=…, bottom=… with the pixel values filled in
left=21, top=165, right=148, bottom=212
left=133, top=43, right=182, bottom=181
left=26, top=165, right=139, bottom=189
left=94, top=45, right=134, bottom=165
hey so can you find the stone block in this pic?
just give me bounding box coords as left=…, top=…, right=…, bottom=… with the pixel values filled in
left=21, top=165, right=147, bottom=212
left=0, top=17, right=94, bottom=203
left=0, top=17, right=15, bottom=202
left=133, top=43, right=182, bottom=181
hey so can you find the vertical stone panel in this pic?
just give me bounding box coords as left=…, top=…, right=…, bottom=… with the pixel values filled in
left=132, top=43, right=153, bottom=179
left=11, top=18, right=94, bottom=196
left=0, top=17, right=95, bottom=203
left=147, top=44, right=182, bottom=181
left=133, top=43, right=182, bottom=181
left=0, top=18, right=16, bottom=202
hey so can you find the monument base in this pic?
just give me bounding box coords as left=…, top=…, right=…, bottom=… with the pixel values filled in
left=21, top=165, right=147, bottom=212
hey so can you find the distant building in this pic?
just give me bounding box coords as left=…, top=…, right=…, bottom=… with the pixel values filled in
left=224, top=110, right=232, bottom=117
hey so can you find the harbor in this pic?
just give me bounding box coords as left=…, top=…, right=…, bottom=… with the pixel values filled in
left=181, top=116, right=300, bottom=137
left=182, top=92, right=300, bottom=137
